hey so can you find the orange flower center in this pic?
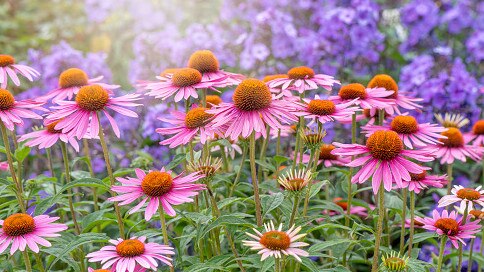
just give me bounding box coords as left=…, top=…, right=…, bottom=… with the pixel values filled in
left=115, top=239, right=145, bottom=257
left=434, top=218, right=459, bottom=236
left=185, top=107, right=213, bottom=129
left=141, top=171, right=173, bottom=197
left=287, top=66, right=314, bottom=80
left=46, top=120, right=63, bottom=134
left=58, top=68, right=89, bottom=89
left=75, top=85, right=109, bottom=111
left=0, top=55, right=15, bottom=67
left=367, top=74, right=399, bottom=99
left=413, top=218, right=424, bottom=227
left=287, top=178, right=306, bottom=189
left=366, top=131, right=403, bottom=160
left=333, top=198, right=348, bottom=210
left=160, top=68, right=180, bottom=77
left=338, top=83, right=367, bottom=100
left=206, top=95, right=222, bottom=108
left=410, top=170, right=426, bottom=181
left=391, top=116, right=418, bottom=134
left=233, top=78, right=272, bottom=111
left=472, top=120, right=484, bottom=135
left=470, top=210, right=484, bottom=218
left=188, top=50, right=219, bottom=73
left=3, top=213, right=35, bottom=236
left=263, top=74, right=288, bottom=82
left=319, top=144, right=338, bottom=160
left=259, top=230, right=291, bottom=250
left=171, top=68, right=202, bottom=87
left=0, top=89, right=15, bottom=110
left=307, top=99, right=336, bottom=115
left=456, top=188, right=481, bottom=200
left=197, top=166, right=217, bottom=177
left=439, top=127, right=464, bottom=147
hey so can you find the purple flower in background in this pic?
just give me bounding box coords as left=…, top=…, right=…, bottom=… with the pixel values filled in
left=466, top=31, right=484, bottom=63
left=400, top=0, right=439, bottom=52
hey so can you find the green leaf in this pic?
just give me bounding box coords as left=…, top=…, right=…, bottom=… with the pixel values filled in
left=273, top=155, right=288, bottom=165
left=35, top=178, right=109, bottom=215
left=42, top=247, right=80, bottom=272
left=308, top=239, right=355, bottom=253
left=166, top=153, right=186, bottom=170
left=198, top=215, right=253, bottom=240
left=46, top=233, right=109, bottom=271
left=406, top=232, right=438, bottom=246
left=14, top=145, right=30, bottom=162
left=309, top=180, right=328, bottom=199
left=261, top=192, right=284, bottom=217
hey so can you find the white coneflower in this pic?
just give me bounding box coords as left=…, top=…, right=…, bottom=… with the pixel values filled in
left=277, top=168, right=313, bottom=192
left=434, top=113, right=469, bottom=128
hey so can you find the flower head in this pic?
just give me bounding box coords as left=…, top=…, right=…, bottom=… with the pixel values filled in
left=156, top=106, right=219, bottom=148
left=242, top=221, right=309, bottom=262
left=45, top=85, right=141, bottom=139
left=278, top=168, right=312, bottom=192
left=187, top=50, right=244, bottom=85
left=188, top=156, right=222, bottom=180
left=329, top=83, right=394, bottom=111
left=327, top=197, right=369, bottom=217
left=435, top=113, right=469, bottom=128
left=18, top=120, right=85, bottom=152
left=401, top=170, right=447, bottom=194
left=470, top=119, right=484, bottom=146
left=267, top=66, right=340, bottom=94
left=0, top=54, right=40, bottom=88
left=109, top=168, right=205, bottom=220
left=332, top=130, right=435, bottom=194
left=86, top=236, right=174, bottom=272
left=439, top=185, right=484, bottom=211
left=208, top=78, right=297, bottom=140
left=41, top=68, right=119, bottom=102
left=368, top=74, right=422, bottom=114
left=0, top=88, right=45, bottom=131
left=362, top=115, right=448, bottom=148
left=434, top=127, right=483, bottom=164
left=418, top=209, right=481, bottom=248
left=0, top=213, right=67, bottom=255
left=294, top=95, right=359, bottom=125
left=381, top=252, right=409, bottom=272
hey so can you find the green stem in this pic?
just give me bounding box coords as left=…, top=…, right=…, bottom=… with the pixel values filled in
left=446, top=163, right=453, bottom=196
left=96, top=113, right=125, bottom=239
left=0, top=122, right=25, bottom=212
left=249, top=132, right=263, bottom=226
left=219, top=145, right=229, bottom=172
left=228, top=146, right=247, bottom=198
left=258, top=125, right=270, bottom=181
left=82, top=138, right=99, bottom=212
left=407, top=190, right=415, bottom=256
left=289, top=194, right=300, bottom=226
left=371, top=182, right=385, bottom=272
left=292, top=121, right=302, bottom=170
left=60, top=142, right=81, bottom=235
left=22, top=251, right=32, bottom=272
left=201, top=88, right=207, bottom=107
left=478, top=226, right=484, bottom=271
left=34, top=252, right=45, bottom=272
left=457, top=202, right=469, bottom=271
left=159, top=207, right=175, bottom=272
left=437, top=236, right=447, bottom=272
left=302, top=150, right=317, bottom=217
left=274, top=258, right=280, bottom=272
left=467, top=238, right=475, bottom=272
left=400, top=188, right=408, bottom=254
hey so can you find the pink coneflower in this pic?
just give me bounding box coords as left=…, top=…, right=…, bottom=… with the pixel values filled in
left=41, top=68, right=119, bottom=103
left=470, top=120, right=484, bottom=146
left=294, top=95, right=359, bottom=124
left=0, top=88, right=44, bottom=131
left=187, top=50, right=244, bottom=85
left=0, top=54, right=40, bottom=88
left=156, top=106, right=218, bottom=148
left=0, top=213, right=67, bottom=255
left=143, top=68, right=224, bottom=102
left=332, top=130, right=435, bottom=194
left=400, top=170, right=447, bottom=194
left=404, top=218, right=425, bottom=229
left=86, top=236, right=174, bottom=272
left=438, top=185, right=484, bottom=211
left=433, top=127, right=483, bottom=164
left=109, top=168, right=205, bottom=220
left=362, top=115, right=448, bottom=148
left=367, top=74, right=422, bottom=114
left=297, top=144, right=351, bottom=167
left=242, top=221, right=309, bottom=262
left=267, top=66, right=340, bottom=94
left=328, top=83, right=395, bottom=111
left=45, top=85, right=141, bottom=139
left=88, top=268, right=145, bottom=272
left=18, top=120, right=84, bottom=152
left=418, top=210, right=481, bottom=248
left=208, top=78, right=297, bottom=140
